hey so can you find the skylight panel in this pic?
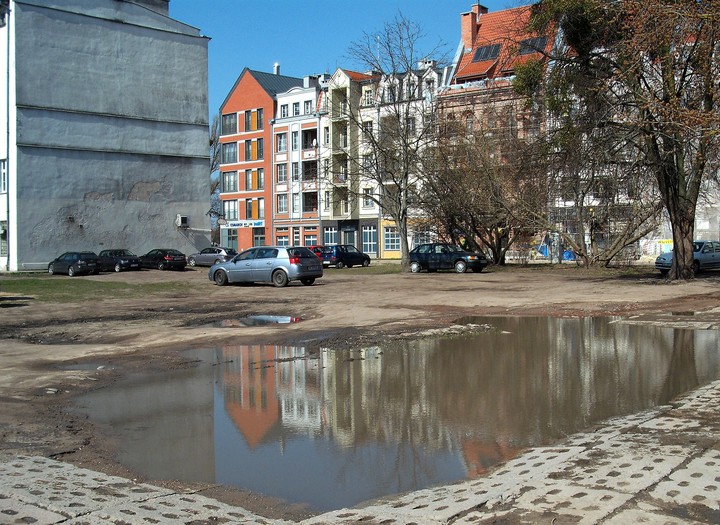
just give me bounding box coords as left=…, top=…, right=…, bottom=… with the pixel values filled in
left=519, top=36, right=548, bottom=55
left=472, top=43, right=501, bottom=62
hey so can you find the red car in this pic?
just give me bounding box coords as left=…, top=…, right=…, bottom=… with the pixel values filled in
left=307, top=245, right=325, bottom=259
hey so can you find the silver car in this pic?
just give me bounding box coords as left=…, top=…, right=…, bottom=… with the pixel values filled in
left=208, top=246, right=323, bottom=287
left=655, top=240, right=720, bottom=275
left=188, top=246, right=237, bottom=267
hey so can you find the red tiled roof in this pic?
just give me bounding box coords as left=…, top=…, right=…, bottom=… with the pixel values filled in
left=342, top=69, right=377, bottom=82
left=454, top=5, right=553, bottom=83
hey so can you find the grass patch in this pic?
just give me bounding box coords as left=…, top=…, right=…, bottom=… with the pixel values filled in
left=0, top=275, right=192, bottom=302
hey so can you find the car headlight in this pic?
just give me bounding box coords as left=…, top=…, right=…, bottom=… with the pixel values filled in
left=467, top=256, right=478, bottom=261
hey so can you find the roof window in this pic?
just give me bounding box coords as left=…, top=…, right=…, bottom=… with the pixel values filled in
left=519, top=37, right=548, bottom=55
left=472, top=43, right=501, bottom=62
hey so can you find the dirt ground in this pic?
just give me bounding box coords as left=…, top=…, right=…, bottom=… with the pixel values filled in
left=1, top=263, right=719, bottom=520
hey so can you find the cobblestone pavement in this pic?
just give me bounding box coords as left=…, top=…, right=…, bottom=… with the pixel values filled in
left=2, top=380, right=719, bottom=525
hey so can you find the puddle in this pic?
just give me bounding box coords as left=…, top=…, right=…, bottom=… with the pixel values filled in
left=211, top=315, right=302, bottom=327
left=57, top=363, right=112, bottom=371
left=73, top=317, right=720, bottom=513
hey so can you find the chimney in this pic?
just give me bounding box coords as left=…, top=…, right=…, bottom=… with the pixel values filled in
left=461, top=4, right=488, bottom=51
left=273, top=62, right=280, bottom=75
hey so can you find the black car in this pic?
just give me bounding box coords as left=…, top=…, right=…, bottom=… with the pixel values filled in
left=409, top=243, right=488, bottom=273
left=48, top=251, right=100, bottom=276
left=139, top=248, right=187, bottom=270
left=321, top=245, right=371, bottom=268
left=98, top=249, right=142, bottom=272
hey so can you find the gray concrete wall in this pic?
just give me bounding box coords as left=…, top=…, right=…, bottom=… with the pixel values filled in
left=12, top=1, right=210, bottom=267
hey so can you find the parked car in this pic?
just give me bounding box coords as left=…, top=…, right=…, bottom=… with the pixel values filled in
left=139, top=248, right=187, bottom=270
left=187, top=246, right=237, bottom=267
left=655, top=240, right=720, bottom=276
left=209, top=246, right=323, bottom=287
left=98, top=249, right=141, bottom=272
left=307, top=245, right=325, bottom=259
left=321, top=245, right=371, bottom=268
left=409, top=243, right=488, bottom=273
left=48, top=251, right=100, bottom=276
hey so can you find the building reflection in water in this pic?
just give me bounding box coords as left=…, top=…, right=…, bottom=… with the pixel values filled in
left=74, top=317, right=720, bottom=513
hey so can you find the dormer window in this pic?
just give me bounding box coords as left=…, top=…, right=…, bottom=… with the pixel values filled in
left=472, top=43, right=501, bottom=62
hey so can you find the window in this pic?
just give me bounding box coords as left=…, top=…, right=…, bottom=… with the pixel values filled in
left=384, top=227, right=401, bottom=251
left=257, top=108, right=263, bottom=129
left=304, top=100, right=313, bottom=114
left=292, top=162, right=300, bottom=181
left=304, top=234, right=317, bottom=246
left=221, top=113, right=237, bottom=135
left=324, top=227, right=337, bottom=245
left=472, top=43, right=501, bottom=62
left=245, top=199, right=252, bottom=219
left=1, top=159, right=7, bottom=193
left=519, top=36, right=547, bottom=55
left=277, top=235, right=289, bottom=246
left=245, top=170, right=253, bottom=190
left=303, top=192, right=318, bottom=212
left=223, top=199, right=238, bottom=220
left=277, top=194, right=288, bottom=213
left=253, top=227, right=265, bottom=247
left=362, top=89, right=374, bottom=106
left=276, top=164, right=287, bottom=184
left=257, top=138, right=264, bottom=159
left=222, top=171, right=237, bottom=192
left=257, top=168, right=264, bottom=190
left=280, top=104, right=289, bottom=118
left=363, top=225, right=377, bottom=254
left=221, top=142, right=237, bottom=164
left=362, top=121, right=373, bottom=135
left=245, top=111, right=252, bottom=131
left=362, top=155, right=373, bottom=174
left=292, top=193, right=300, bottom=214
left=276, top=133, right=287, bottom=152
left=323, top=190, right=330, bottom=210
left=324, top=126, right=330, bottom=145
left=291, top=131, right=299, bottom=150
left=362, top=188, right=374, bottom=207
left=225, top=229, right=238, bottom=251
left=293, top=102, right=300, bottom=116
left=406, top=117, right=416, bottom=134
left=340, top=125, right=348, bottom=148
left=244, top=141, right=252, bottom=161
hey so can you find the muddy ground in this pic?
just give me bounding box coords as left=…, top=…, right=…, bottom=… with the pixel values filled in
left=1, top=263, right=719, bottom=521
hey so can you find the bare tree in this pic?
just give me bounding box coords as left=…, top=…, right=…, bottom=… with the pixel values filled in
left=524, top=0, right=720, bottom=278
left=342, top=14, right=448, bottom=271
left=209, top=115, right=221, bottom=244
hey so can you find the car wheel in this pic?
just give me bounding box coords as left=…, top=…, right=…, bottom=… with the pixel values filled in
left=300, top=278, right=315, bottom=286
left=336, top=261, right=345, bottom=269
left=214, top=270, right=228, bottom=286
left=454, top=260, right=467, bottom=273
left=347, top=264, right=354, bottom=268
left=362, top=259, right=370, bottom=267
left=272, top=270, right=289, bottom=287
left=693, top=261, right=700, bottom=274
left=410, top=261, right=421, bottom=273
left=188, top=257, right=196, bottom=267
left=48, top=264, right=55, bottom=275
left=157, top=262, right=166, bottom=271
left=114, top=263, right=122, bottom=273
left=660, top=269, right=669, bottom=277
left=68, top=266, right=76, bottom=277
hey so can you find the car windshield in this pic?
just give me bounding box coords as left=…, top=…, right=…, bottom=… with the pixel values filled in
left=79, top=253, right=98, bottom=259
left=225, top=249, right=237, bottom=256
left=166, top=250, right=184, bottom=256
left=321, top=246, right=335, bottom=253
left=117, top=250, right=135, bottom=256
left=693, top=242, right=703, bottom=252
left=288, top=247, right=315, bottom=258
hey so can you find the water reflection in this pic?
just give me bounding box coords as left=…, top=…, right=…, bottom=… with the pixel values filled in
left=74, top=317, right=720, bottom=513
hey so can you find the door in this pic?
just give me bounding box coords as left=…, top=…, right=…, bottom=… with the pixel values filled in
left=428, top=244, right=446, bottom=270
left=227, top=248, right=256, bottom=282
left=251, top=247, right=279, bottom=281
left=343, top=230, right=356, bottom=247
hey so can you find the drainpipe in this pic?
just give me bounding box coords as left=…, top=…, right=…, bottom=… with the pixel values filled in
left=4, top=2, right=11, bottom=271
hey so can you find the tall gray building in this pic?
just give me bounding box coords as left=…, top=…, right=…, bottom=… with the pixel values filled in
left=0, top=0, right=210, bottom=271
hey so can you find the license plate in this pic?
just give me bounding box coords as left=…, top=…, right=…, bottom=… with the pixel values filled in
left=308, top=266, right=319, bottom=271
left=130, top=264, right=139, bottom=267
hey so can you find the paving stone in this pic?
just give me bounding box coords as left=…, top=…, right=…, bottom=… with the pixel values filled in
left=512, top=479, right=634, bottom=524
left=0, top=494, right=67, bottom=524
left=649, top=449, right=720, bottom=510
left=603, top=501, right=703, bottom=525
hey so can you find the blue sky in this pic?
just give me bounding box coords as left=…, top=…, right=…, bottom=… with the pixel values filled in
left=168, top=0, right=519, bottom=118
